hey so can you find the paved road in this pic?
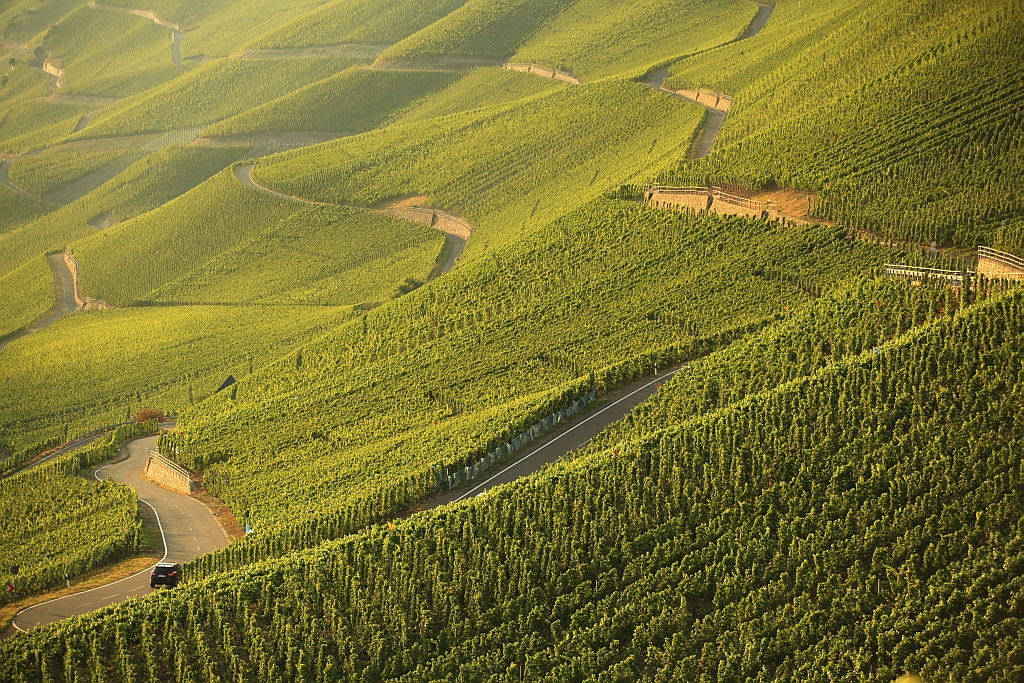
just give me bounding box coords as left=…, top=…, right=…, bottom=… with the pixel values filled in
left=426, top=368, right=680, bottom=509
left=12, top=435, right=228, bottom=632
left=0, top=254, right=81, bottom=354
left=234, top=164, right=470, bottom=274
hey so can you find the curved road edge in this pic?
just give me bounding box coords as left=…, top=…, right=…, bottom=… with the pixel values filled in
left=10, top=435, right=229, bottom=633
left=0, top=252, right=82, bottom=354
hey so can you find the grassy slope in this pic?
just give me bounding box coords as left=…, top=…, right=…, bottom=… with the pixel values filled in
left=379, top=0, right=575, bottom=61
left=0, top=304, right=348, bottom=449
left=0, top=143, right=247, bottom=279
left=75, top=56, right=357, bottom=138
left=512, top=0, right=755, bottom=79
left=390, top=66, right=558, bottom=124
left=165, top=199, right=898, bottom=531
left=70, top=168, right=304, bottom=304
left=0, top=183, right=50, bottom=235
left=8, top=144, right=139, bottom=197
left=255, top=79, right=706, bottom=258
left=0, top=255, right=53, bottom=340
left=92, top=0, right=329, bottom=59
left=147, top=205, right=445, bottom=306
left=0, top=63, right=91, bottom=153
left=250, top=0, right=467, bottom=49
left=43, top=6, right=179, bottom=98
left=663, top=0, right=1024, bottom=247
left=205, top=67, right=460, bottom=137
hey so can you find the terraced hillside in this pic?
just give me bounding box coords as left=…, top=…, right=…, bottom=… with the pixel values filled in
left=1, top=0, right=1022, bottom=679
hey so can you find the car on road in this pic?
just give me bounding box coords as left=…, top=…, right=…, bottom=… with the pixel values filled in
left=151, top=563, right=182, bottom=588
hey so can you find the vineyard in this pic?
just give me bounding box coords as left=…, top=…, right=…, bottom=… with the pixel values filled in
left=0, top=420, right=156, bottom=608
left=0, top=256, right=53, bottom=340
left=75, top=57, right=358, bottom=139
left=156, top=199, right=898, bottom=542
left=662, top=0, right=1024, bottom=247
left=253, top=80, right=707, bottom=258
left=0, top=143, right=247, bottom=280
left=70, top=169, right=305, bottom=304
left=41, top=6, right=179, bottom=98
left=5, top=281, right=1024, bottom=680
left=511, top=0, right=754, bottom=80
left=205, top=67, right=460, bottom=137
left=145, top=205, right=446, bottom=306
left=0, top=0, right=1022, bottom=676
left=0, top=304, right=349, bottom=450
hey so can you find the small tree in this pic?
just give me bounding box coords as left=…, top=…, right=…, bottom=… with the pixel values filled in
left=135, top=407, right=166, bottom=423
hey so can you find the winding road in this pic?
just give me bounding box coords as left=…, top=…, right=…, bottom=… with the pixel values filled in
left=2, top=1, right=775, bottom=633
left=0, top=253, right=81, bottom=354
left=12, top=436, right=228, bottom=633
left=642, top=3, right=773, bottom=158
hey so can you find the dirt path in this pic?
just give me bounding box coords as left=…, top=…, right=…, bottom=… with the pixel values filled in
left=0, top=252, right=82, bottom=354
left=0, top=157, right=49, bottom=202
left=90, top=1, right=184, bottom=69
left=231, top=44, right=390, bottom=60
left=235, top=164, right=472, bottom=273
left=503, top=62, right=579, bottom=85
left=11, top=435, right=228, bottom=633
left=642, top=4, right=774, bottom=158
left=740, top=4, right=775, bottom=40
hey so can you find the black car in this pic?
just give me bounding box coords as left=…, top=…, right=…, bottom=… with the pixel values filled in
left=150, top=563, right=181, bottom=588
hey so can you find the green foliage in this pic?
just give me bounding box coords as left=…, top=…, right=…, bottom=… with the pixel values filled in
left=0, top=420, right=157, bottom=606
left=161, top=200, right=894, bottom=546
left=513, top=0, right=755, bottom=80
left=205, top=67, right=460, bottom=137
left=1, top=0, right=83, bottom=43
left=0, top=255, right=52, bottom=340
left=252, top=0, right=466, bottom=50
left=8, top=145, right=138, bottom=197
left=43, top=6, right=180, bottom=98
left=391, top=65, right=560, bottom=125
left=5, top=287, right=1024, bottom=681
left=0, top=143, right=247, bottom=280
left=71, top=168, right=303, bottom=304
left=589, top=277, right=962, bottom=452
left=94, top=0, right=330, bottom=59
left=380, top=0, right=575, bottom=61
left=663, top=0, right=1024, bottom=247
left=77, top=57, right=356, bottom=138
left=0, top=183, right=49, bottom=235
left=147, top=205, right=445, bottom=306
left=254, top=80, right=706, bottom=258
left=0, top=304, right=348, bottom=450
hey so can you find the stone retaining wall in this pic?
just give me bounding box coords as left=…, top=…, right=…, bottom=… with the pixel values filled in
left=144, top=451, right=198, bottom=495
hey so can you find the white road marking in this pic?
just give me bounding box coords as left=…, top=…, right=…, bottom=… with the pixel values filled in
left=453, top=368, right=681, bottom=502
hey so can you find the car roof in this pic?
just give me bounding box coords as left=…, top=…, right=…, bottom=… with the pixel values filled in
left=155, top=563, right=179, bottom=568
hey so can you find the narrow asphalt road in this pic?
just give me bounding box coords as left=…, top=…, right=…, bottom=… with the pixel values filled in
left=12, top=435, right=228, bottom=632
left=424, top=368, right=681, bottom=509
left=0, top=253, right=81, bottom=354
